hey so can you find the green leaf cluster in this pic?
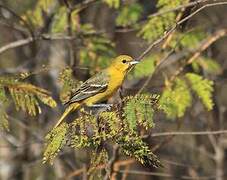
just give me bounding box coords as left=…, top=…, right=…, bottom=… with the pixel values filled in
left=129, top=55, right=158, bottom=79
left=169, top=30, right=207, bottom=49
left=0, top=74, right=56, bottom=130
left=79, top=27, right=116, bottom=71
left=159, top=73, right=214, bottom=119
left=43, top=94, right=161, bottom=168
left=118, top=135, right=161, bottom=167
left=186, top=73, right=214, bottom=110
left=123, top=94, right=156, bottom=131
left=159, top=78, right=191, bottom=118
left=43, top=122, right=69, bottom=164
left=139, top=0, right=189, bottom=41
left=192, top=57, right=221, bottom=75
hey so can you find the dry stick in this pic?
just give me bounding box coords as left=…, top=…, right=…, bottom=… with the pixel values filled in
left=136, top=1, right=227, bottom=61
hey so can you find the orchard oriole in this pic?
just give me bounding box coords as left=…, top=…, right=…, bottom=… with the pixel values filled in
left=54, top=55, right=139, bottom=128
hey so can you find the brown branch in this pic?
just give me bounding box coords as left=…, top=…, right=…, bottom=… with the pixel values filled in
left=169, top=28, right=227, bottom=82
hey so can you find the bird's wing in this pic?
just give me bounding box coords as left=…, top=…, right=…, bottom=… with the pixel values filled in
left=65, top=71, right=109, bottom=104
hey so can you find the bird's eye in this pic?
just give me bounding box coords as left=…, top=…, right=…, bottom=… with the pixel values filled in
left=122, top=60, right=127, bottom=63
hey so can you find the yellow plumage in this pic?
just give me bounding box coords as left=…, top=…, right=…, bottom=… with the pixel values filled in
left=54, top=55, right=139, bottom=128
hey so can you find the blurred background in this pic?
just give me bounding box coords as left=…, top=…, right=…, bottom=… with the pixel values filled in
left=0, top=0, right=227, bottom=179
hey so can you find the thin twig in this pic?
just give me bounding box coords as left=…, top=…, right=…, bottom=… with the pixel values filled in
left=150, top=130, right=227, bottom=137
left=149, top=0, right=209, bottom=18
left=0, top=4, right=34, bottom=36
left=104, top=145, right=119, bottom=180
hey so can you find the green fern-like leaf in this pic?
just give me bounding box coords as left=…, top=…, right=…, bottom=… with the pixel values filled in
left=169, top=30, right=207, bottom=49
left=79, top=30, right=116, bottom=71
left=159, top=78, right=192, bottom=119
left=99, top=111, right=121, bottom=137
left=195, top=57, right=221, bottom=75
left=139, top=0, right=189, bottom=41
left=129, top=55, right=157, bottom=79
left=118, top=135, right=161, bottom=167
left=9, top=83, right=56, bottom=116
left=0, top=75, right=56, bottom=116
left=123, top=94, right=155, bottom=131
left=186, top=73, right=214, bottom=110
left=0, top=110, right=9, bottom=131
left=43, top=122, right=69, bottom=164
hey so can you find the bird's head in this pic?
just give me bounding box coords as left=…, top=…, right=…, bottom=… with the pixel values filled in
left=110, top=55, right=139, bottom=73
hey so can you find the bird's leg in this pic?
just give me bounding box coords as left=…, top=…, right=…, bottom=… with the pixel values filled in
left=89, top=104, right=113, bottom=111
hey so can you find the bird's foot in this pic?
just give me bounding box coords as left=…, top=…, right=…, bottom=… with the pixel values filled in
left=89, top=104, right=113, bottom=111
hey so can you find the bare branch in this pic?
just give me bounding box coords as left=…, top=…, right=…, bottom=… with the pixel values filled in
left=0, top=35, right=74, bottom=55
left=0, top=37, right=34, bottom=55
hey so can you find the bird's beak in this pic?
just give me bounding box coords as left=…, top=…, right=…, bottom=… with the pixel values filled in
left=129, top=60, right=140, bottom=65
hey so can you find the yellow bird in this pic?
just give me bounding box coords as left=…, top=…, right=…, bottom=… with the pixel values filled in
left=54, top=55, right=139, bottom=128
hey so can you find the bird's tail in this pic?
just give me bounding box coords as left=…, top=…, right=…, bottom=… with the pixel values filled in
left=54, top=103, right=80, bottom=128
